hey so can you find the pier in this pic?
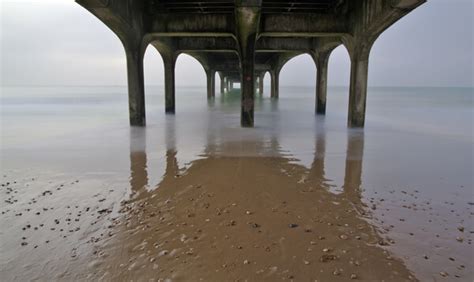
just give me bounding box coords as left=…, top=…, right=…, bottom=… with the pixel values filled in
left=77, top=0, right=425, bottom=127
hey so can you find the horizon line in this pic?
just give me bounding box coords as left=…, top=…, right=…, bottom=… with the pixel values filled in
left=1, top=84, right=473, bottom=88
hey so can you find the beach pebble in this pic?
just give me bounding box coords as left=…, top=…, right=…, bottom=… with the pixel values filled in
left=288, top=224, right=298, bottom=228
left=250, top=223, right=260, bottom=228
left=439, top=271, right=448, bottom=277
left=320, top=254, right=337, bottom=262
left=350, top=274, right=358, bottom=279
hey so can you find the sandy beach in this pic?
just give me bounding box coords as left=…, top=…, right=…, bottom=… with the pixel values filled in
left=2, top=152, right=417, bottom=281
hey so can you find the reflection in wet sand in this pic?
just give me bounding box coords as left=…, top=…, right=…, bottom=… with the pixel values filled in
left=343, top=132, right=364, bottom=208
left=83, top=127, right=416, bottom=281
left=130, top=127, right=149, bottom=194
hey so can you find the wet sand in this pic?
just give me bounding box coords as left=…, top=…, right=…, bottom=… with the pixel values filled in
left=96, top=154, right=418, bottom=281
left=2, top=144, right=472, bottom=281
left=2, top=153, right=415, bottom=281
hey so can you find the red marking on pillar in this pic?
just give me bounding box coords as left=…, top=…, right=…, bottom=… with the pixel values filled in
left=246, top=76, right=251, bottom=81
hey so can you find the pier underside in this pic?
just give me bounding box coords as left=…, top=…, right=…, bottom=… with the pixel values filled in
left=76, top=0, right=425, bottom=127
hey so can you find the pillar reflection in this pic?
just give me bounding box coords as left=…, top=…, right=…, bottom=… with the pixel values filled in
left=308, top=133, right=327, bottom=187
left=164, top=116, right=179, bottom=179
left=343, top=131, right=365, bottom=202
left=129, top=127, right=148, bottom=195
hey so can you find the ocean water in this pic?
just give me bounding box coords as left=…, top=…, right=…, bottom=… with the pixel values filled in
left=1, top=85, right=473, bottom=280
left=1, top=86, right=472, bottom=185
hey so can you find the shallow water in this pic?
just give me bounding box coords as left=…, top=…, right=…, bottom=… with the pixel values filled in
left=1, top=85, right=473, bottom=280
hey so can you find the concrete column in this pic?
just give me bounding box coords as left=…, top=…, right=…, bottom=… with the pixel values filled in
left=236, top=6, right=260, bottom=127
left=125, top=47, right=146, bottom=126
left=314, top=50, right=332, bottom=115
left=162, top=53, right=176, bottom=114
left=254, top=77, right=258, bottom=94
left=206, top=69, right=215, bottom=98
left=270, top=69, right=280, bottom=99
left=348, top=50, right=371, bottom=127
left=219, top=73, right=225, bottom=94
left=241, top=56, right=256, bottom=126
left=258, top=74, right=264, bottom=95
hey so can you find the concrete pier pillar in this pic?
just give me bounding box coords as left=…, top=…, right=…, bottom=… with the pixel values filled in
left=313, top=50, right=333, bottom=115
left=270, top=69, right=280, bottom=99
left=241, top=57, right=255, bottom=126
left=206, top=69, right=215, bottom=98
left=348, top=50, right=370, bottom=127
left=125, top=48, right=146, bottom=126
left=162, top=54, right=176, bottom=114
left=219, top=73, right=225, bottom=94
left=235, top=5, right=260, bottom=127
left=258, top=74, right=264, bottom=95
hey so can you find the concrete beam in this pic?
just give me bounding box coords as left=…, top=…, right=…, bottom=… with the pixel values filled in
left=176, top=37, right=238, bottom=53
left=260, top=13, right=348, bottom=36
left=76, top=0, right=144, bottom=44
left=256, top=37, right=314, bottom=52
left=150, top=13, right=235, bottom=34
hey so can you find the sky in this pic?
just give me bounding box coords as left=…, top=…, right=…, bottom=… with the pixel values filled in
left=0, top=0, right=473, bottom=87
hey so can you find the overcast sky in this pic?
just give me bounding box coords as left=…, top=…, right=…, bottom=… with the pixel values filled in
left=1, top=0, right=473, bottom=87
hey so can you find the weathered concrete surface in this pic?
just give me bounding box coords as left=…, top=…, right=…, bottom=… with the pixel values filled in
left=218, top=72, right=226, bottom=94
left=270, top=69, right=279, bottom=99
left=206, top=69, right=216, bottom=98
left=76, top=0, right=426, bottom=128
left=258, top=73, right=264, bottom=95
left=235, top=2, right=261, bottom=127
left=311, top=46, right=337, bottom=115
left=125, top=47, right=146, bottom=126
